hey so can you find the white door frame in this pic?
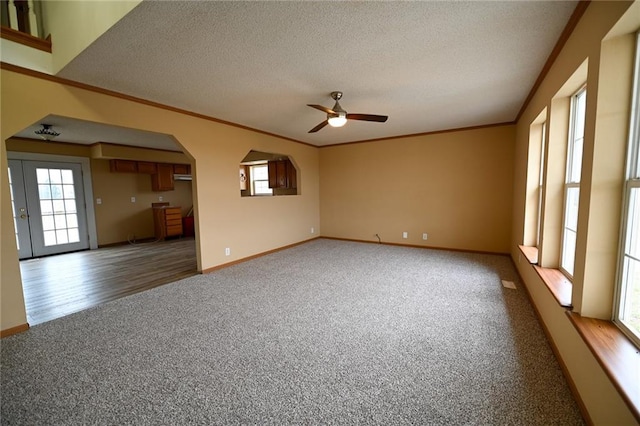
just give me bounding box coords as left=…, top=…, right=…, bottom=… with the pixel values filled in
left=7, top=151, right=98, bottom=250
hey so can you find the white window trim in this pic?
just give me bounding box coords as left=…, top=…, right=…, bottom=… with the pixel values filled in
left=535, top=121, right=547, bottom=249
left=250, top=164, right=272, bottom=196
left=613, top=31, right=640, bottom=348
left=560, top=87, right=586, bottom=279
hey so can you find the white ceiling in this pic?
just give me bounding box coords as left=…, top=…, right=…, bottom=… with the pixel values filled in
left=27, top=1, right=579, bottom=148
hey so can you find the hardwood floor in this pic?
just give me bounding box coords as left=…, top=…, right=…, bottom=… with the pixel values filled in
left=20, top=237, right=197, bottom=326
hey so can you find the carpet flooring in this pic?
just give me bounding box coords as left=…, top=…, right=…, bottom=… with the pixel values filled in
left=1, top=239, right=583, bottom=425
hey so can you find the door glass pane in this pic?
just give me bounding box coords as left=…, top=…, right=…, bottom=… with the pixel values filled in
left=63, top=184, right=75, bottom=199
left=52, top=199, right=65, bottom=213
left=61, top=169, right=73, bottom=184
left=56, top=229, right=68, bottom=244
left=68, top=228, right=80, bottom=243
left=37, top=167, right=81, bottom=247
left=38, top=184, right=51, bottom=199
left=40, top=200, right=53, bottom=215
left=66, top=214, right=78, bottom=228
left=36, top=168, right=49, bottom=183
left=54, top=214, right=67, bottom=229
left=42, top=215, right=55, bottom=231
left=49, top=169, right=62, bottom=184
left=50, top=184, right=63, bottom=199
left=43, top=230, right=56, bottom=246
left=65, top=199, right=76, bottom=213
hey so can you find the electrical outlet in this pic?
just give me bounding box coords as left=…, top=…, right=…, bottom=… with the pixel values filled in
left=422, top=233, right=428, bottom=240
left=158, top=196, right=163, bottom=202
left=96, top=198, right=102, bottom=205
left=225, top=247, right=230, bottom=256
left=311, top=227, right=315, bottom=234
left=130, top=196, right=136, bottom=203
left=402, top=231, right=408, bottom=239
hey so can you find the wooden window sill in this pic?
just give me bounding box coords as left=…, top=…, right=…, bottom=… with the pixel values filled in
left=518, top=245, right=539, bottom=264
left=567, top=312, right=640, bottom=422
left=533, top=266, right=573, bottom=308
left=0, top=26, right=51, bottom=53
left=519, top=245, right=572, bottom=308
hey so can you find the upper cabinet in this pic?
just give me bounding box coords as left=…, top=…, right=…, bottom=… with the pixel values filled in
left=268, top=159, right=296, bottom=189
left=109, top=159, right=137, bottom=173
left=109, top=160, right=190, bottom=192
left=151, top=163, right=175, bottom=191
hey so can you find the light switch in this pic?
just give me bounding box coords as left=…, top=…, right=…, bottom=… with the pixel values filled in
left=96, top=198, right=102, bottom=205
left=130, top=197, right=136, bottom=203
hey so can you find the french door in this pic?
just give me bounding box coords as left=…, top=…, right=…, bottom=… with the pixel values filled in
left=8, top=160, right=90, bottom=259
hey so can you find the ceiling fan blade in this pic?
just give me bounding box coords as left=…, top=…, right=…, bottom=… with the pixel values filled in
left=346, top=113, right=388, bottom=123
left=308, top=104, right=335, bottom=114
left=309, top=120, right=329, bottom=133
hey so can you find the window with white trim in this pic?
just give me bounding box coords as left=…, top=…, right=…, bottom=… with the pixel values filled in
left=536, top=121, right=547, bottom=248
left=560, top=87, right=586, bottom=278
left=250, top=164, right=272, bottom=196
left=615, top=33, right=640, bottom=346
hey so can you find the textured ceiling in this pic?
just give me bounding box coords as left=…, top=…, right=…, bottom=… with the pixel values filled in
left=15, top=115, right=180, bottom=151
left=53, top=0, right=578, bottom=148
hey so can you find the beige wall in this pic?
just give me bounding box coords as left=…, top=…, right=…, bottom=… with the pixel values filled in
left=511, top=1, right=638, bottom=423
left=42, top=0, right=141, bottom=74
left=320, top=125, right=515, bottom=254
left=91, top=159, right=193, bottom=245
left=0, top=68, right=321, bottom=331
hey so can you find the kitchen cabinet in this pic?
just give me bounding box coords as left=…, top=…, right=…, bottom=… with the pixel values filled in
left=152, top=163, right=174, bottom=191
left=153, top=206, right=182, bottom=240
left=268, top=159, right=296, bottom=189
left=173, top=164, right=191, bottom=174
left=109, top=159, right=137, bottom=173
left=137, top=161, right=157, bottom=174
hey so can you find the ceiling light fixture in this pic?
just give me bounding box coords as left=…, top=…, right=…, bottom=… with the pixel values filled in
left=34, top=124, right=60, bottom=141
left=327, top=112, right=347, bottom=128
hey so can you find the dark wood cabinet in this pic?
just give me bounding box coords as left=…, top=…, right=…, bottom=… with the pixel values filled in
left=173, top=164, right=191, bottom=174
left=152, top=163, right=174, bottom=191
left=137, top=161, right=157, bottom=174
left=109, top=159, right=137, bottom=173
left=268, top=159, right=296, bottom=189
left=109, top=160, right=190, bottom=191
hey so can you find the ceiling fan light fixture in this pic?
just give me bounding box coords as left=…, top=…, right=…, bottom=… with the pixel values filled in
left=328, top=113, right=347, bottom=128
left=34, top=124, right=61, bottom=141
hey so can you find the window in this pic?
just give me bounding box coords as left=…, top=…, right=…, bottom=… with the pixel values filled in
left=250, top=164, right=272, bottom=195
left=560, top=87, right=586, bottom=278
left=615, top=33, right=640, bottom=346
left=536, top=122, right=547, bottom=248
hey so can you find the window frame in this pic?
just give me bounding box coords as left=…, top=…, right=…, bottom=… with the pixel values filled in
left=250, top=164, right=272, bottom=196
left=560, top=86, right=587, bottom=279
left=535, top=121, right=547, bottom=249
left=614, top=32, right=640, bottom=348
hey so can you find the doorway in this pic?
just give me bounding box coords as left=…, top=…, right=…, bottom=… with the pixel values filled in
left=8, top=159, right=90, bottom=259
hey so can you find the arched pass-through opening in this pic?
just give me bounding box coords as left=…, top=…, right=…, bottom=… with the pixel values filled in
left=239, top=150, right=298, bottom=197
left=5, top=115, right=200, bottom=325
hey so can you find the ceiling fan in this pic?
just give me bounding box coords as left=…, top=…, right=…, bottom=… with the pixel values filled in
left=307, top=91, right=388, bottom=133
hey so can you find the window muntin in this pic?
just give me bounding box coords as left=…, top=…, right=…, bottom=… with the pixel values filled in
left=560, top=88, right=586, bottom=278
left=615, top=32, right=640, bottom=346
